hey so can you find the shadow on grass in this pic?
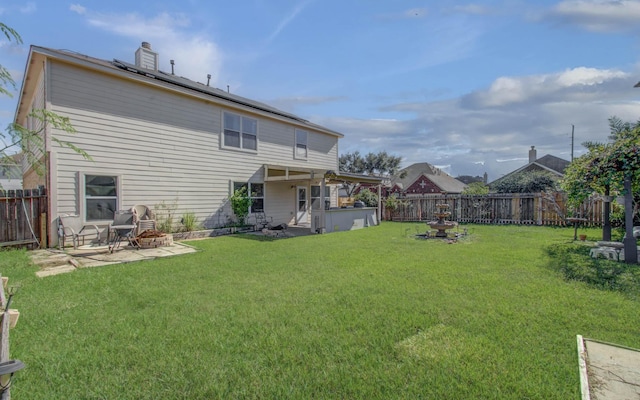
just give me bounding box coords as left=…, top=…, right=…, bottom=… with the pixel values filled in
left=545, top=242, right=640, bottom=299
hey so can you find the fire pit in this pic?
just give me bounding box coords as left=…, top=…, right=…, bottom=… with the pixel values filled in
left=136, top=230, right=173, bottom=249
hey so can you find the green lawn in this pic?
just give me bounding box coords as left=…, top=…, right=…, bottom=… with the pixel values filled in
left=1, top=223, right=638, bottom=399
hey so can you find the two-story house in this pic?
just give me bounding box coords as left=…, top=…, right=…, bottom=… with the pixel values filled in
left=15, top=42, right=374, bottom=246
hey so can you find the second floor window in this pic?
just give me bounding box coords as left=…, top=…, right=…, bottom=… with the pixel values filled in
left=295, top=129, right=308, bottom=159
left=224, top=112, right=257, bottom=151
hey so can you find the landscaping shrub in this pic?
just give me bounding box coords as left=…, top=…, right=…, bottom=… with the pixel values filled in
left=179, top=211, right=200, bottom=232
left=545, top=242, right=640, bottom=298
left=354, top=188, right=378, bottom=207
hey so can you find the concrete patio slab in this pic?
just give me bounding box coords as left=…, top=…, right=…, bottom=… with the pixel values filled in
left=30, top=242, right=198, bottom=276
left=578, top=335, right=640, bottom=400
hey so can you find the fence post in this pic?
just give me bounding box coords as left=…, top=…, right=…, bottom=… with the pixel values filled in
left=0, top=274, right=11, bottom=400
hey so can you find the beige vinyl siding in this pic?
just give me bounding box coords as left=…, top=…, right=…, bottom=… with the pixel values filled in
left=47, top=61, right=338, bottom=228
left=21, top=71, right=46, bottom=177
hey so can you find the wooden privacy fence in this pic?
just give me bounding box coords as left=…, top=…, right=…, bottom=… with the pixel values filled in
left=384, top=193, right=605, bottom=226
left=0, top=188, right=47, bottom=249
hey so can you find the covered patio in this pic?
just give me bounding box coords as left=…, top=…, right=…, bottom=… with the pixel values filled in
left=263, top=165, right=384, bottom=234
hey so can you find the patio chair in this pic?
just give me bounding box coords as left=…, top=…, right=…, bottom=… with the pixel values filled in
left=108, top=210, right=140, bottom=253
left=58, top=214, right=106, bottom=249
left=132, top=204, right=156, bottom=235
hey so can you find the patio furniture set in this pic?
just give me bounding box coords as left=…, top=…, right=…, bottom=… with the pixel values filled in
left=58, top=205, right=157, bottom=253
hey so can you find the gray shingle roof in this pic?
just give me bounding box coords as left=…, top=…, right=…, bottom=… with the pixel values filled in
left=31, top=46, right=343, bottom=137
left=488, top=154, right=570, bottom=186
left=391, top=162, right=467, bottom=193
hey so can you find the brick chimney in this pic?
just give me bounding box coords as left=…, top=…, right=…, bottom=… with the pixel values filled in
left=135, top=41, right=159, bottom=71
left=528, top=146, right=537, bottom=163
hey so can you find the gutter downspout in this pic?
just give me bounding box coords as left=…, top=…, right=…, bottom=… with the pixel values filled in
left=43, top=59, right=52, bottom=248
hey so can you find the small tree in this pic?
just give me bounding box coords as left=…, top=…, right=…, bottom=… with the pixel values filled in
left=562, top=116, right=640, bottom=260
left=493, top=170, right=558, bottom=193
left=339, top=150, right=404, bottom=198
left=1, top=22, right=91, bottom=186
left=462, top=182, right=489, bottom=195
left=355, top=188, right=378, bottom=207
left=230, top=187, right=252, bottom=226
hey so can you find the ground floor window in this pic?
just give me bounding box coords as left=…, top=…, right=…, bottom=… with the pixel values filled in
left=233, top=182, right=264, bottom=213
left=84, top=174, right=118, bottom=221
left=311, top=185, right=330, bottom=210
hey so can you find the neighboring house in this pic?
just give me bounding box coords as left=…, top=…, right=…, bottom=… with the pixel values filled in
left=15, top=42, right=377, bottom=246
left=0, top=153, right=23, bottom=191
left=387, top=162, right=467, bottom=196
left=489, top=146, right=570, bottom=188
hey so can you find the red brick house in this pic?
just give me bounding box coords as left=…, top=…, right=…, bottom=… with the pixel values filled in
left=390, top=162, right=467, bottom=196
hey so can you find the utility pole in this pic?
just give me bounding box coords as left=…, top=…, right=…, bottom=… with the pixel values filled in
left=571, top=124, right=575, bottom=162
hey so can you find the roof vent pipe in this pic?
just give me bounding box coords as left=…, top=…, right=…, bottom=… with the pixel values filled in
left=207, top=74, right=211, bottom=86
left=170, top=60, right=175, bottom=75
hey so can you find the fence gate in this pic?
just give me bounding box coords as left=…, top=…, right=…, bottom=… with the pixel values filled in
left=0, top=188, right=47, bottom=249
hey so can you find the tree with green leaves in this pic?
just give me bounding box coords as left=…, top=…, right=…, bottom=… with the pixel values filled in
left=339, top=150, right=403, bottom=176
left=354, top=187, right=378, bottom=207
left=492, top=170, right=558, bottom=194
left=339, top=150, right=404, bottom=198
left=230, top=187, right=252, bottom=226
left=462, top=182, right=489, bottom=195
left=561, top=117, right=640, bottom=262
left=0, top=24, right=21, bottom=98
left=1, top=22, right=90, bottom=188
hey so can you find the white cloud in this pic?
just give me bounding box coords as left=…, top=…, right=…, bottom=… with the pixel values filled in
left=19, top=2, right=36, bottom=14
left=452, top=4, right=491, bottom=15
left=70, top=4, right=86, bottom=15
left=377, top=7, right=428, bottom=20
left=267, top=0, right=314, bottom=44
left=316, top=63, right=640, bottom=180
left=76, top=9, right=221, bottom=85
left=464, top=67, right=629, bottom=108
left=548, top=0, right=640, bottom=32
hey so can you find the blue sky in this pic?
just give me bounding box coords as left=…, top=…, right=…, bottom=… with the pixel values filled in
left=2, top=0, right=640, bottom=181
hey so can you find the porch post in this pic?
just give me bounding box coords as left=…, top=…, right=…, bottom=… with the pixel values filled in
left=319, top=179, right=326, bottom=233
left=377, top=184, right=382, bottom=225
left=623, top=176, right=637, bottom=264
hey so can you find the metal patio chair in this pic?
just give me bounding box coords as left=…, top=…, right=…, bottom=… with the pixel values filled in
left=58, top=214, right=106, bottom=249
left=108, top=210, right=140, bottom=253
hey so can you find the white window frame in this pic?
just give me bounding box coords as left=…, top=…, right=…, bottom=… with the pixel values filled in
left=295, top=129, right=308, bottom=160
left=311, top=185, right=331, bottom=210
left=232, top=181, right=264, bottom=214
left=78, top=172, right=122, bottom=223
left=223, top=111, right=258, bottom=152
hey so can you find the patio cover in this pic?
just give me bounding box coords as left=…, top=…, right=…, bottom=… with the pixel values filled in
left=263, top=165, right=385, bottom=231
left=263, top=165, right=384, bottom=185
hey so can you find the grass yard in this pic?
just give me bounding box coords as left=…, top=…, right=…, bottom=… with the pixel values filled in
left=1, top=223, right=639, bottom=399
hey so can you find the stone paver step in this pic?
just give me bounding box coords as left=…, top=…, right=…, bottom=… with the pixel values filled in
left=36, top=265, right=77, bottom=278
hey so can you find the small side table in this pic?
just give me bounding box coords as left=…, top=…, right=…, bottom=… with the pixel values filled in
left=108, top=224, right=139, bottom=253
